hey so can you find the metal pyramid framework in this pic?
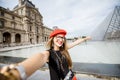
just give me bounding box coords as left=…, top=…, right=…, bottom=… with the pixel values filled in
left=103, top=6, right=120, bottom=40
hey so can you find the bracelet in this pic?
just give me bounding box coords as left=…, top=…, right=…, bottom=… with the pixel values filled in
left=15, top=65, right=27, bottom=80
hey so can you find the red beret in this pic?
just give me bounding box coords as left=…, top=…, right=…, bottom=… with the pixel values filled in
left=49, top=29, right=67, bottom=38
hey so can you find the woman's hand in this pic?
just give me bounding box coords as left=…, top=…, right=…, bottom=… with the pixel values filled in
left=0, top=64, right=21, bottom=80
left=83, top=36, right=92, bottom=41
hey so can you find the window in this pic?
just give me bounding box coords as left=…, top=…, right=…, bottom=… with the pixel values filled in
left=0, top=12, right=4, bottom=16
left=11, top=22, right=16, bottom=28
left=30, top=26, right=32, bottom=31
left=21, top=9, right=23, bottom=15
left=0, top=20, right=4, bottom=27
left=28, top=10, right=30, bottom=16
left=12, top=16, right=15, bottom=20
left=35, top=14, right=36, bottom=20
left=36, top=27, right=38, bottom=33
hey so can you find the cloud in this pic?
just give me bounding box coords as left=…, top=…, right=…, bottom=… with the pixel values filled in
left=1, top=0, right=119, bottom=38
left=36, top=0, right=119, bottom=32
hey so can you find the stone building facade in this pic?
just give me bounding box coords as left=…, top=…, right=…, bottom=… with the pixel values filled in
left=0, top=0, right=53, bottom=47
left=42, top=26, right=53, bottom=42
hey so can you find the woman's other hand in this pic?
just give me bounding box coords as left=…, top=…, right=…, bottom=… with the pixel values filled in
left=83, top=36, right=92, bottom=41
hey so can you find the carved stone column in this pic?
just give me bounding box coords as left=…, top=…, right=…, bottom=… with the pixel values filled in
left=11, top=32, right=15, bottom=46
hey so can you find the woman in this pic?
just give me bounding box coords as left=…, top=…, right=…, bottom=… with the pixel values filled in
left=0, top=28, right=91, bottom=80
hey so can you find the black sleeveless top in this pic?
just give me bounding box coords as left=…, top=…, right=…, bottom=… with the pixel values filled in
left=48, top=49, right=69, bottom=80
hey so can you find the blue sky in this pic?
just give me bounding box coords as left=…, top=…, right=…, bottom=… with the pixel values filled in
left=0, top=0, right=120, bottom=37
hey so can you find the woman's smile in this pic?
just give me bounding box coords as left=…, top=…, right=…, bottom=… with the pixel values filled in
left=54, top=34, right=65, bottom=47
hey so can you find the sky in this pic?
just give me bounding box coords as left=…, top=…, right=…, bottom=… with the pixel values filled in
left=0, top=0, right=120, bottom=38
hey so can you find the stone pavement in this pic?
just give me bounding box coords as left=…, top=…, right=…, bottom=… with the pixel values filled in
left=27, top=70, right=103, bottom=80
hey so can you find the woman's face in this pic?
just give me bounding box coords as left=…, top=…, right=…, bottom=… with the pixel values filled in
left=53, top=34, right=65, bottom=47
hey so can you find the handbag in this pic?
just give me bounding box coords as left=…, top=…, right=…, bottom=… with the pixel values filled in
left=64, top=70, right=77, bottom=80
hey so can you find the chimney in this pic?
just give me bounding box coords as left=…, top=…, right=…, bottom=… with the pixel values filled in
left=19, top=0, right=22, bottom=6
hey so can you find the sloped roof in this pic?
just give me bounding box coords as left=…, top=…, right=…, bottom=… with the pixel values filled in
left=14, top=0, right=35, bottom=9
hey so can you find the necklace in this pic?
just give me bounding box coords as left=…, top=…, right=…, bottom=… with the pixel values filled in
left=53, top=50, right=65, bottom=72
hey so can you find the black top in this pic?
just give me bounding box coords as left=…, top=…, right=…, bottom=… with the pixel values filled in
left=48, top=49, right=69, bottom=80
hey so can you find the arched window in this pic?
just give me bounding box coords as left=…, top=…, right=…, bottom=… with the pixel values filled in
left=3, top=32, right=11, bottom=44
left=36, top=36, right=39, bottom=43
left=15, top=34, right=21, bottom=43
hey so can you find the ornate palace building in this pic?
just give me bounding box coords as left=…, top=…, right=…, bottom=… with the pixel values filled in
left=0, top=0, right=53, bottom=47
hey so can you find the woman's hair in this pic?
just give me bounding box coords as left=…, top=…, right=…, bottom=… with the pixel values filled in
left=46, top=37, right=72, bottom=68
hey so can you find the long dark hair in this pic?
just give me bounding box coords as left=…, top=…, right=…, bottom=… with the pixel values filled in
left=46, top=37, right=72, bottom=68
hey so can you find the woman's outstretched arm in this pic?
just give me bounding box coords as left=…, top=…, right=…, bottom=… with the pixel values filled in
left=18, top=51, right=49, bottom=76
left=0, top=51, right=49, bottom=80
left=67, top=36, right=91, bottom=49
